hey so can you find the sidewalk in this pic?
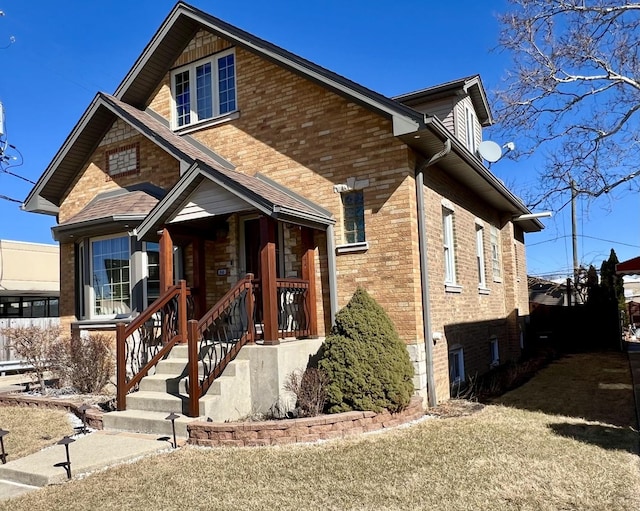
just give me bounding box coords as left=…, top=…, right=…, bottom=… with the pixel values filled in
left=0, top=430, right=176, bottom=500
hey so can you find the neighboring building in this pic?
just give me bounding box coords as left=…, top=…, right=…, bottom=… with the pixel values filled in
left=0, top=240, right=59, bottom=319
left=23, top=2, right=542, bottom=419
left=528, top=276, right=569, bottom=310
left=0, top=239, right=59, bottom=365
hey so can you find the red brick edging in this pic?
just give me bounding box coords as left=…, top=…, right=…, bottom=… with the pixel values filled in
left=0, top=393, right=105, bottom=430
left=187, top=396, right=425, bottom=447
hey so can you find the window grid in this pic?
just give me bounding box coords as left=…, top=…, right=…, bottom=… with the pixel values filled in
left=342, top=191, right=365, bottom=244
left=465, top=107, right=476, bottom=154
left=172, top=50, right=236, bottom=129
left=443, top=208, right=456, bottom=284
left=218, top=53, right=236, bottom=114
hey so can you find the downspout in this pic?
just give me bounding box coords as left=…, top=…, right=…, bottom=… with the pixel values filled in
left=416, top=138, right=451, bottom=407
left=326, top=224, right=339, bottom=326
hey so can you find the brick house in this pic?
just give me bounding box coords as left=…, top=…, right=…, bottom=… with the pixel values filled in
left=23, top=2, right=542, bottom=428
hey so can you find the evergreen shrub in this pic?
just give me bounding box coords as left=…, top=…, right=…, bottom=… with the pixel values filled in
left=317, top=287, right=414, bottom=413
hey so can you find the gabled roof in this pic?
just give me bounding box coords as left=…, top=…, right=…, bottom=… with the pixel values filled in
left=115, top=1, right=424, bottom=137
left=393, top=75, right=493, bottom=126
left=23, top=92, right=234, bottom=214
left=23, top=1, right=543, bottom=233
left=136, top=161, right=334, bottom=241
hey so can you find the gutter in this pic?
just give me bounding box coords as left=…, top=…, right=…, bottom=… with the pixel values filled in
left=415, top=138, right=451, bottom=407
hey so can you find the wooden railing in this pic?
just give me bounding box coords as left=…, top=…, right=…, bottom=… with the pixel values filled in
left=252, top=278, right=311, bottom=339
left=116, top=280, right=190, bottom=411
left=187, top=274, right=255, bottom=417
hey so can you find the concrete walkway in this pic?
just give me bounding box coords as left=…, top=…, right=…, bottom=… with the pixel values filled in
left=0, top=430, right=177, bottom=501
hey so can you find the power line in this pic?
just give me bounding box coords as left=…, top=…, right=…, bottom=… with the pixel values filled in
left=528, top=234, right=640, bottom=249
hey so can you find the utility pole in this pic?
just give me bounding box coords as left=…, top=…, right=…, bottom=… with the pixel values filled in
left=571, top=179, right=579, bottom=287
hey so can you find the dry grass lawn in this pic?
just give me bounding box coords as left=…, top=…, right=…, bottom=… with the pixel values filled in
left=1, top=352, right=638, bottom=510
left=0, top=407, right=73, bottom=461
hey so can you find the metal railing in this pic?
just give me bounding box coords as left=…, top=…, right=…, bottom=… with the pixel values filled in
left=116, top=280, right=190, bottom=411
left=252, top=278, right=311, bottom=339
left=187, top=274, right=255, bottom=417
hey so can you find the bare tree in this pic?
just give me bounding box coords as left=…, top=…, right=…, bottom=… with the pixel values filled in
left=495, top=0, right=640, bottom=210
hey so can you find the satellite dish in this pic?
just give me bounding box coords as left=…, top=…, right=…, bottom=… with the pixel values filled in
left=477, top=140, right=502, bottom=163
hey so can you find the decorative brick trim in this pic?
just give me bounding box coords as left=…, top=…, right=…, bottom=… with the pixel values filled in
left=0, top=394, right=105, bottom=430
left=187, top=396, right=424, bottom=447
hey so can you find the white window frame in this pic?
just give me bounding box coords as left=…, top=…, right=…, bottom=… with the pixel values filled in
left=490, top=336, right=500, bottom=368
left=465, top=106, right=477, bottom=154
left=449, top=346, right=465, bottom=386
left=443, top=207, right=458, bottom=289
left=170, top=49, right=237, bottom=130
left=89, top=234, right=132, bottom=319
left=490, top=225, right=502, bottom=282
left=476, top=223, right=488, bottom=292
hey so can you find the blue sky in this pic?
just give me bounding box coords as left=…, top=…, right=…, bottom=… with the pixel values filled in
left=0, top=0, right=638, bottom=277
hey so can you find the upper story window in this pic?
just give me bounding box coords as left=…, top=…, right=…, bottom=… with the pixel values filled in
left=171, top=49, right=237, bottom=129
left=465, top=106, right=477, bottom=154
left=443, top=207, right=457, bottom=285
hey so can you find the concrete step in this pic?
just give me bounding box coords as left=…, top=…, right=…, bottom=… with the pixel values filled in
left=125, top=391, right=186, bottom=414
left=102, top=410, right=198, bottom=438
left=0, top=479, right=39, bottom=499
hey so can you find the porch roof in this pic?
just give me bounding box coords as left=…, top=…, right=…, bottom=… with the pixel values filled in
left=136, top=161, right=334, bottom=241
left=52, top=187, right=161, bottom=243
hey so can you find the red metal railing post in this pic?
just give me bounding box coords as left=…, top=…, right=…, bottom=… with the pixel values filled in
left=187, top=319, right=200, bottom=418
left=116, top=322, right=127, bottom=411
left=178, top=280, right=188, bottom=344
left=246, top=273, right=255, bottom=344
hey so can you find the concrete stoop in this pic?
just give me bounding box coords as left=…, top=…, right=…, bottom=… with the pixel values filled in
left=103, top=343, right=253, bottom=437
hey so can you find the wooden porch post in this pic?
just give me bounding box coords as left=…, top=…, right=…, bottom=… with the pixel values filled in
left=301, top=228, right=318, bottom=338
left=192, top=237, right=207, bottom=318
left=159, top=227, right=174, bottom=292
left=260, top=216, right=279, bottom=345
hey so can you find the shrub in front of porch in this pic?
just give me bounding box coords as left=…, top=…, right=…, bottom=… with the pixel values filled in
left=317, top=287, right=414, bottom=413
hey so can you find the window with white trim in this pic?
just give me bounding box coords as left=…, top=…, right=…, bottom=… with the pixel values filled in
left=443, top=207, right=456, bottom=284
left=465, top=106, right=477, bottom=154
left=91, top=235, right=131, bottom=317
left=171, top=49, right=237, bottom=129
left=490, top=225, right=502, bottom=281
left=476, top=224, right=486, bottom=289
left=449, top=346, right=465, bottom=386
left=490, top=336, right=500, bottom=368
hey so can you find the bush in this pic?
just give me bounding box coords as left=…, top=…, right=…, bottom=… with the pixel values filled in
left=53, top=334, right=114, bottom=394
left=317, top=288, right=414, bottom=413
left=284, top=367, right=329, bottom=417
left=0, top=325, right=61, bottom=394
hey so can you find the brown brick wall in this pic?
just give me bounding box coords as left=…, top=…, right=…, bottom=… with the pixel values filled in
left=146, top=42, right=424, bottom=345
left=55, top=29, right=530, bottom=401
